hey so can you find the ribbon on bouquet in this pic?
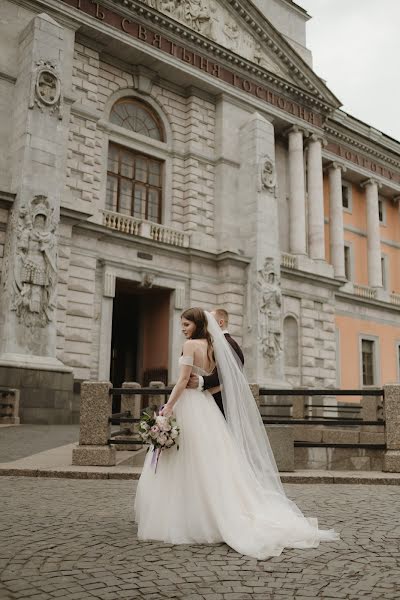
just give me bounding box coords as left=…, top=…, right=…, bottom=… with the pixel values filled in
left=151, top=446, right=162, bottom=473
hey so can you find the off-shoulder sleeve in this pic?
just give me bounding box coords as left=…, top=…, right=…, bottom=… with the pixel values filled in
left=180, top=355, right=194, bottom=366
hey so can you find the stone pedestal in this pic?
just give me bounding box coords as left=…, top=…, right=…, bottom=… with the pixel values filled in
left=0, top=13, right=73, bottom=368
left=117, top=381, right=142, bottom=451
left=383, top=384, right=400, bottom=472
left=72, top=381, right=116, bottom=466
left=265, top=425, right=294, bottom=472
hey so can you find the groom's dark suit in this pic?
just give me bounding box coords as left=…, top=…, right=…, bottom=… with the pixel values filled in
left=203, top=333, right=244, bottom=417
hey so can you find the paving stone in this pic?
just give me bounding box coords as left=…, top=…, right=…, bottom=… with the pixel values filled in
left=1, top=478, right=400, bottom=600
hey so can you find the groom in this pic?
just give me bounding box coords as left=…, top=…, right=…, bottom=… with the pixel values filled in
left=187, top=308, right=244, bottom=417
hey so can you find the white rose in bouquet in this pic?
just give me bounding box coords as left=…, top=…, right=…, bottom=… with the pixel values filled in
left=165, top=438, right=174, bottom=447
left=170, top=428, right=179, bottom=439
left=150, top=425, right=160, bottom=438
left=158, top=433, right=168, bottom=446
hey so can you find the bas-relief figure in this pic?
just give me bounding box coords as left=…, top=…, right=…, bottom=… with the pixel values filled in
left=139, top=0, right=284, bottom=72
left=257, top=258, right=282, bottom=365
left=12, top=195, right=57, bottom=328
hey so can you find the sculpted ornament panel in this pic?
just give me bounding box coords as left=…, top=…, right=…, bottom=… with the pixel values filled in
left=259, top=157, right=276, bottom=192
left=29, top=59, right=63, bottom=119
left=139, top=0, right=283, bottom=72
left=257, top=258, right=282, bottom=364
left=12, top=196, right=57, bottom=328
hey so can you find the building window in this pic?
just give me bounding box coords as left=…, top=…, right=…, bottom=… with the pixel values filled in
left=342, top=182, right=352, bottom=212
left=381, top=255, right=388, bottom=289
left=110, top=98, right=164, bottom=141
left=378, top=196, right=386, bottom=224
left=344, top=244, right=352, bottom=280
left=283, top=316, right=299, bottom=367
left=361, top=339, right=375, bottom=386
left=106, top=143, right=163, bottom=222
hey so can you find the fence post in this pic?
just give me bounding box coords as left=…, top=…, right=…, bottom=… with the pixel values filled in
left=72, top=381, right=116, bottom=466
left=148, top=381, right=165, bottom=412
left=119, top=382, right=142, bottom=451
left=383, top=384, right=400, bottom=472
left=292, top=395, right=305, bottom=419
left=249, top=384, right=260, bottom=407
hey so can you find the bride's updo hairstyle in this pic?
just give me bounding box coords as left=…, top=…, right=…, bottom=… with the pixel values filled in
left=181, top=307, right=214, bottom=365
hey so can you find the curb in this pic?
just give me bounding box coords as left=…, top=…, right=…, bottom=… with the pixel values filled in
left=0, top=466, right=399, bottom=484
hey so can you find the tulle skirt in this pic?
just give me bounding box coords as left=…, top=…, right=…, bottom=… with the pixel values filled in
left=134, top=389, right=339, bottom=559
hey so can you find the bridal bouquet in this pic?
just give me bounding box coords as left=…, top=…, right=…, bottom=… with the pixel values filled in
left=139, top=410, right=180, bottom=472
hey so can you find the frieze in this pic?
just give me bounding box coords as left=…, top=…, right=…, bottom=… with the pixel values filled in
left=137, top=0, right=284, bottom=76
left=326, top=141, right=400, bottom=186
left=60, top=0, right=323, bottom=127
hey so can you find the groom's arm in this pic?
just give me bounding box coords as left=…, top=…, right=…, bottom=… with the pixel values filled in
left=201, top=367, right=220, bottom=391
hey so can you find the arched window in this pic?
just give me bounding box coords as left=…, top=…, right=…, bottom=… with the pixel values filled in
left=106, top=99, right=164, bottom=222
left=110, top=98, right=164, bottom=141
left=283, top=316, right=299, bottom=367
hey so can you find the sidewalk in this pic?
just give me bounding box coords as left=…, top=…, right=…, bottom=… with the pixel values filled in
left=1, top=424, right=400, bottom=484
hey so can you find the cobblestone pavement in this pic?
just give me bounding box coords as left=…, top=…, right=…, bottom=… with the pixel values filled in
left=1, top=477, right=400, bottom=600
left=0, top=426, right=79, bottom=463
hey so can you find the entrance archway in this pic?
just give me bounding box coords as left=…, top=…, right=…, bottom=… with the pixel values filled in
left=110, top=279, right=171, bottom=406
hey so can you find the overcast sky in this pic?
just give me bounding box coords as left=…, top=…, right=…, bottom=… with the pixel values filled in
left=295, top=0, right=400, bottom=142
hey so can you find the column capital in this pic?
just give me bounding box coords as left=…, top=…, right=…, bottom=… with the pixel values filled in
left=324, top=161, right=347, bottom=174
left=283, top=124, right=309, bottom=139
left=360, top=178, right=383, bottom=190
left=306, top=133, right=327, bottom=147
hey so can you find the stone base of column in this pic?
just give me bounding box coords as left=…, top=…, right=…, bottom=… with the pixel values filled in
left=72, top=445, right=116, bottom=466
left=383, top=450, right=400, bottom=473
left=0, top=365, right=77, bottom=424
left=0, top=352, right=73, bottom=372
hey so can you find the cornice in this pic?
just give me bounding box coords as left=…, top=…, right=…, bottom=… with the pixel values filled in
left=107, top=0, right=338, bottom=113
left=336, top=290, right=400, bottom=314
left=324, top=121, right=400, bottom=170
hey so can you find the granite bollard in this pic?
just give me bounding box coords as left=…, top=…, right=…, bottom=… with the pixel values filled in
left=72, top=381, right=116, bottom=466
left=383, top=384, right=400, bottom=472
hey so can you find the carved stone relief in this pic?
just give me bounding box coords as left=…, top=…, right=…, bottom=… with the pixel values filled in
left=29, top=59, right=63, bottom=119
left=12, top=195, right=57, bottom=328
left=257, top=257, right=282, bottom=364
left=139, top=0, right=284, bottom=72
left=259, top=157, right=276, bottom=192
left=140, top=272, right=155, bottom=288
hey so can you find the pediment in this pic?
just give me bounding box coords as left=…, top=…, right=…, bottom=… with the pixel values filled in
left=137, top=0, right=341, bottom=109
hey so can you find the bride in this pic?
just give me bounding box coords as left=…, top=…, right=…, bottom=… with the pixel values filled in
left=134, top=307, right=339, bottom=559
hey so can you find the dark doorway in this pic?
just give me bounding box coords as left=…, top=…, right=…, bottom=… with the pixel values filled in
left=110, top=279, right=170, bottom=411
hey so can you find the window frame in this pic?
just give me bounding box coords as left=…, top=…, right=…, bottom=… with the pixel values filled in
left=359, top=335, right=380, bottom=388
left=109, top=97, right=165, bottom=142
left=343, top=242, right=353, bottom=281
left=342, top=181, right=353, bottom=213
left=106, top=142, right=164, bottom=223
left=381, top=253, right=389, bottom=290
left=378, top=195, right=387, bottom=226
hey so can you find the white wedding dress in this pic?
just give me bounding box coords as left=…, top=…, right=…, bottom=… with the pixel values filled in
left=134, top=351, right=339, bottom=559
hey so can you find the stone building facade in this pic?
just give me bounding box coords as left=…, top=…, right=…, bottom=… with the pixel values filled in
left=0, top=0, right=399, bottom=422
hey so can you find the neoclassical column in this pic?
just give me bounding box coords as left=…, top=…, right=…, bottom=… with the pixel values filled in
left=361, top=178, right=383, bottom=288
left=287, top=127, right=307, bottom=255
left=307, top=134, right=326, bottom=260
left=327, top=162, right=346, bottom=279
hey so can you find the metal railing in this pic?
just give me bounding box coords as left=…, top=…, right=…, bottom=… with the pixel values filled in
left=259, top=387, right=385, bottom=449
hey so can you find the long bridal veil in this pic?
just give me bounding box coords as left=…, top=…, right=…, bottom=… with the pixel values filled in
left=205, top=311, right=339, bottom=539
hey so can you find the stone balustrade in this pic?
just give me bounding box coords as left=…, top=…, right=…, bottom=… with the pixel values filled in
left=0, top=388, right=20, bottom=425
left=390, top=292, right=400, bottom=306
left=281, top=252, right=297, bottom=269
left=353, top=284, right=377, bottom=300
left=102, top=210, right=190, bottom=248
